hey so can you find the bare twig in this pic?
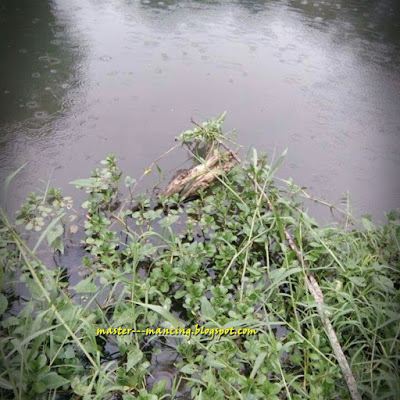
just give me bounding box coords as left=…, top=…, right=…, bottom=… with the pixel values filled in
left=139, top=142, right=181, bottom=181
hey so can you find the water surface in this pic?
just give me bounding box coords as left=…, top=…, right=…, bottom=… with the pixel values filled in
left=1, top=0, right=399, bottom=219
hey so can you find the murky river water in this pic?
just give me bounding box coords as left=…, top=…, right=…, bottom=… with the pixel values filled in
left=1, top=0, right=399, bottom=219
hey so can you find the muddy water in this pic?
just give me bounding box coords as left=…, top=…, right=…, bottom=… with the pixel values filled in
left=1, top=0, right=399, bottom=219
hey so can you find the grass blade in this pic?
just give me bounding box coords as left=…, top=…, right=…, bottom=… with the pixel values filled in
left=3, top=163, right=28, bottom=207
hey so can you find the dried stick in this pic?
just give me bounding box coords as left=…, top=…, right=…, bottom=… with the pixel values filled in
left=190, top=118, right=361, bottom=400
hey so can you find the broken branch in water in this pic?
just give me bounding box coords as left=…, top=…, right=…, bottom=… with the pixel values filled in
left=159, top=148, right=236, bottom=199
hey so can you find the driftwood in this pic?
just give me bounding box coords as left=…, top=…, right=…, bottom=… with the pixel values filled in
left=160, top=149, right=236, bottom=199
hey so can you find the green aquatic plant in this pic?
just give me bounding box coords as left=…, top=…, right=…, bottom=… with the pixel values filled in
left=0, top=115, right=399, bottom=400
left=178, top=111, right=228, bottom=145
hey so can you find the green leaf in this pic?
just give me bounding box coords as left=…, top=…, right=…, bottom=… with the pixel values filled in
left=46, top=223, right=64, bottom=247
left=133, top=302, right=183, bottom=328
left=269, top=148, right=288, bottom=178
left=269, top=267, right=302, bottom=289
left=3, top=163, right=27, bottom=207
left=26, top=277, right=43, bottom=300
left=221, top=319, right=259, bottom=330
left=39, top=372, right=69, bottom=390
left=33, top=381, right=46, bottom=393
left=237, top=203, right=250, bottom=214
left=0, top=293, right=8, bottom=315
left=250, top=352, right=267, bottom=379
left=349, top=276, right=366, bottom=287
left=71, top=377, right=89, bottom=396
left=64, top=345, right=75, bottom=359
left=180, top=364, right=197, bottom=374
left=33, top=212, right=65, bottom=252
left=373, top=275, right=395, bottom=293
left=280, top=340, right=300, bottom=355
left=204, top=356, right=225, bottom=368
left=0, top=377, right=13, bottom=390
left=127, top=348, right=143, bottom=371
left=200, top=296, right=216, bottom=319
left=273, top=209, right=285, bottom=243
left=37, top=354, right=47, bottom=368
left=70, top=178, right=98, bottom=188
left=151, top=379, right=167, bottom=396
left=159, top=215, right=179, bottom=228
left=174, top=289, right=186, bottom=299
left=217, top=110, right=227, bottom=123
left=72, top=277, right=98, bottom=293
left=361, top=217, right=375, bottom=231
left=160, top=281, right=169, bottom=293
left=125, top=176, right=136, bottom=187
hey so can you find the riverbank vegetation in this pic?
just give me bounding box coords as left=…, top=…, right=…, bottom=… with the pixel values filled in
left=0, top=114, right=399, bottom=400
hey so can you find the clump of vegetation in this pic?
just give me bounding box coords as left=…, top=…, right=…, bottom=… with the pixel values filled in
left=0, top=115, right=399, bottom=400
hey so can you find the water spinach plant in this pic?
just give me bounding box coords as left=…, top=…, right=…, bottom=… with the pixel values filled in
left=0, top=115, right=399, bottom=400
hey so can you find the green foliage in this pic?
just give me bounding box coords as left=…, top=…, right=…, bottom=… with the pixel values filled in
left=0, top=116, right=399, bottom=400
left=178, top=111, right=227, bottom=145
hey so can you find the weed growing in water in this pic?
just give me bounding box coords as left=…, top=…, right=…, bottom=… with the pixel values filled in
left=0, top=116, right=399, bottom=400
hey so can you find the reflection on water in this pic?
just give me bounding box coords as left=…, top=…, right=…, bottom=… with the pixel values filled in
left=0, top=0, right=85, bottom=128
left=0, top=0, right=399, bottom=219
left=0, top=0, right=85, bottom=196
